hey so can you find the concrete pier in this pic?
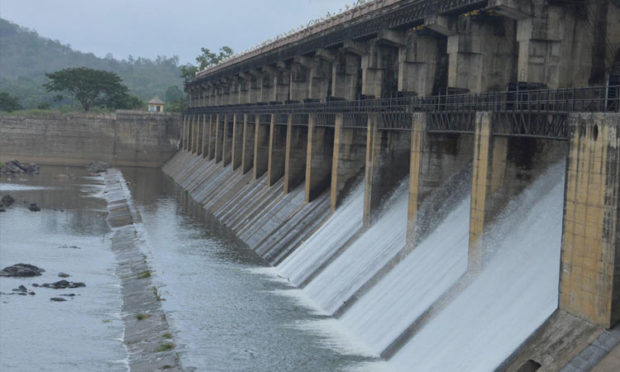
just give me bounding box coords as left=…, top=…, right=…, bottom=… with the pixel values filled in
left=253, top=114, right=270, bottom=179
left=284, top=114, right=308, bottom=193
left=267, top=114, right=288, bottom=186
left=305, top=113, right=334, bottom=202
left=231, top=114, right=243, bottom=170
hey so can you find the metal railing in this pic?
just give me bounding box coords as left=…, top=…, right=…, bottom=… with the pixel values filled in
left=186, top=85, right=619, bottom=116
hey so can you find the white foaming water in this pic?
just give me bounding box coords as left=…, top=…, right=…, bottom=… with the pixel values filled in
left=389, top=162, right=565, bottom=372
left=277, top=182, right=364, bottom=286
left=0, top=183, right=54, bottom=191
left=304, top=180, right=408, bottom=315
left=340, top=196, right=471, bottom=355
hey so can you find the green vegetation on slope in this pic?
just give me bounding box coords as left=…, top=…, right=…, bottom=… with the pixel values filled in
left=0, top=18, right=184, bottom=109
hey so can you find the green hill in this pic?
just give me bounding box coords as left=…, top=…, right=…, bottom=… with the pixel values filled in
left=0, top=18, right=184, bottom=109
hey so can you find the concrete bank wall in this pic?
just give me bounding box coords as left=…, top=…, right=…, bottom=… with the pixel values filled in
left=0, top=110, right=181, bottom=167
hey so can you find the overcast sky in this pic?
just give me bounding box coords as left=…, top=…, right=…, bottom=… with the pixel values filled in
left=1, top=0, right=347, bottom=64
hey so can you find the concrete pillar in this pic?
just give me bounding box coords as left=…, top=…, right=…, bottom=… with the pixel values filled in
left=274, top=65, right=291, bottom=103
left=332, top=51, right=362, bottom=100
left=222, top=114, right=233, bottom=166
left=361, top=40, right=399, bottom=98
left=284, top=114, right=308, bottom=193
left=446, top=16, right=517, bottom=93
left=309, top=52, right=333, bottom=101
left=241, top=114, right=255, bottom=174
left=214, top=114, right=224, bottom=163
left=231, top=113, right=243, bottom=170
left=192, top=115, right=199, bottom=154
left=201, top=114, right=208, bottom=158
left=207, top=114, right=216, bottom=160
left=182, top=115, right=188, bottom=150
left=398, top=31, right=446, bottom=96
left=260, top=69, right=274, bottom=103
left=363, top=113, right=412, bottom=225
left=469, top=112, right=509, bottom=270
left=267, top=114, right=287, bottom=186
left=249, top=74, right=259, bottom=104
left=238, top=78, right=248, bottom=104
left=305, top=113, right=335, bottom=202
left=408, top=113, right=429, bottom=239
left=290, top=59, right=310, bottom=102
left=330, top=113, right=367, bottom=211
left=560, top=113, right=620, bottom=328
left=253, top=114, right=270, bottom=179
left=195, top=115, right=203, bottom=156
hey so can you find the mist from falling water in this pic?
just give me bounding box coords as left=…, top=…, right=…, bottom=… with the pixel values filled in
left=303, top=180, right=409, bottom=315
left=277, top=182, right=365, bottom=286
left=387, top=161, right=566, bottom=372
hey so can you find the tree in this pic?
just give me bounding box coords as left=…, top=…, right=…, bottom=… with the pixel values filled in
left=44, top=67, right=132, bottom=111
left=181, top=46, right=233, bottom=83
left=0, top=92, right=23, bottom=112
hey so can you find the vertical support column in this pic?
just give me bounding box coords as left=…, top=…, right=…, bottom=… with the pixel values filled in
left=305, top=114, right=334, bottom=202
left=241, top=114, right=255, bottom=174
left=560, top=113, right=620, bottom=328
left=408, top=113, right=429, bottom=239
left=201, top=114, right=208, bottom=158
left=196, top=115, right=203, bottom=156
left=309, top=56, right=332, bottom=101
left=253, top=114, right=270, bottom=179
left=290, top=61, right=310, bottom=102
left=284, top=114, right=308, bottom=193
left=231, top=114, right=244, bottom=170
left=192, top=115, right=199, bottom=154
left=469, top=112, right=508, bottom=271
left=332, top=52, right=362, bottom=100
left=330, top=113, right=367, bottom=211
left=398, top=31, right=444, bottom=96
left=364, top=114, right=381, bottom=225
left=274, top=66, right=290, bottom=103
left=208, top=114, right=216, bottom=160
left=214, top=114, right=223, bottom=163
left=222, top=114, right=233, bottom=166
left=361, top=41, right=399, bottom=98
left=267, top=114, right=287, bottom=186
left=182, top=115, right=188, bottom=150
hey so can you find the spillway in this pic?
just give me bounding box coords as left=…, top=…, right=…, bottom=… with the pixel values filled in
left=340, top=195, right=471, bottom=356
left=277, top=182, right=365, bottom=286
left=303, top=180, right=409, bottom=315
left=388, top=161, right=566, bottom=371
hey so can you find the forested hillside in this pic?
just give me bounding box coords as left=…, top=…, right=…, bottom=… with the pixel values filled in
left=0, top=18, right=184, bottom=109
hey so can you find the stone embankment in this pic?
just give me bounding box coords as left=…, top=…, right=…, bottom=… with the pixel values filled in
left=103, top=169, right=183, bottom=372
left=0, top=110, right=181, bottom=168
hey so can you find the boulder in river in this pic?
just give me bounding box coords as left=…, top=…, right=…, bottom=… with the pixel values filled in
left=0, top=263, right=45, bottom=277
left=50, top=297, right=67, bottom=302
left=0, top=160, right=39, bottom=176
left=58, top=272, right=70, bottom=278
left=1, top=195, right=15, bottom=207
left=40, top=280, right=86, bottom=289
left=28, top=203, right=41, bottom=212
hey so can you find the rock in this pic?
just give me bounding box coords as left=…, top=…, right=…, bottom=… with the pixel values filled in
left=40, top=280, right=86, bottom=289
left=1, top=195, right=15, bottom=207
left=12, top=285, right=28, bottom=293
left=0, top=263, right=45, bottom=277
left=60, top=293, right=76, bottom=297
left=58, top=272, right=70, bottom=278
left=0, top=160, right=39, bottom=176
left=50, top=297, right=67, bottom=302
left=58, top=244, right=80, bottom=249
left=0, top=208, right=5, bottom=212
left=32, top=283, right=39, bottom=287
left=28, top=203, right=41, bottom=212
left=87, top=161, right=108, bottom=174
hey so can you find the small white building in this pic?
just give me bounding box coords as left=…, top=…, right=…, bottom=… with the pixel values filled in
left=148, top=97, right=165, bottom=112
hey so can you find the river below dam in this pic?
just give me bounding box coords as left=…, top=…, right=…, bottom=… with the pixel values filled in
left=0, top=166, right=373, bottom=372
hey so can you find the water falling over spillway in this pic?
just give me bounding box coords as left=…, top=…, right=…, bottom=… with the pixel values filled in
left=388, top=161, right=566, bottom=372
left=304, top=180, right=409, bottom=315
left=340, top=196, right=471, bottom=356
left=277, top=182, right=365, bottom=286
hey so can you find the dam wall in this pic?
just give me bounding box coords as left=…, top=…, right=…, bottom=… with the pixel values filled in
left=169, top=0, right=620, bottom=370
left=0, top=110, right=181, bottom=167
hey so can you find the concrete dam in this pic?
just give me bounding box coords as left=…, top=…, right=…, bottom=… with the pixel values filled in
left=1, top=0, right=618, bottom=371
left=171, top=0, right=620, bottom=370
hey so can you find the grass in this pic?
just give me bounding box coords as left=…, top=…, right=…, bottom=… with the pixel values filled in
left=156, top=343, right=175, bottom=352
left=153, top=287, right=164, bottom=301
left=136, top=313, right=151, bottom=321
left=102, top=319, right=112, bottom=323
left=162, top=332, right=173, bottom=339
left=137, top=270, right=151, bottom=279
left=0, top=162, right=4, bottom=168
